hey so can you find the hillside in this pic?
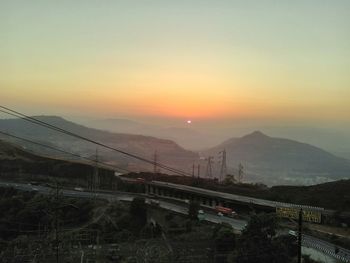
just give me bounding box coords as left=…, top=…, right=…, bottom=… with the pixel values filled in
left=0, top=116, right=199, bottom=173
left=0, top=139, right=116, bottom=187
left=268, top=180, right=350, bottom=211
left=0, top=140, right=43, bottom=161
left=203, top=131, right=350, bottom=185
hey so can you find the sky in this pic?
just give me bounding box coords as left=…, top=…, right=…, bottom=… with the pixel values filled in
left=1, top=1, right=350, bottom=126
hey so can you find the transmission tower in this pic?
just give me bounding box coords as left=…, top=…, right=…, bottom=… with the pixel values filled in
left=219, top=149, right=227, bottom=182
left=238, top=162, right=244, bottom=183
left=206, top=156, right=213, bottom=178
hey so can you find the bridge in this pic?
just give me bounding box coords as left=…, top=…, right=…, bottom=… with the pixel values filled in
left=141, top=180, right=325, bottom=214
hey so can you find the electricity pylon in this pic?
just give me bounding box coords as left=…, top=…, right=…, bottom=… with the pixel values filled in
left=238, top=162, right=244, bottom=183
left=206, top=156, right=213, bottom=178
left=219, top=149, right=227, bottom=182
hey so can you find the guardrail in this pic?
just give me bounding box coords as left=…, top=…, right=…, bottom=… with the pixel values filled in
left=303, top=234, right=350, bottom=262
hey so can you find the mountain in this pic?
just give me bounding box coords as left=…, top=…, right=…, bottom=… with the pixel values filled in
left=0, top=116, right=199, bottom=173
left=203, top=131, right=350, bottom=185
left=0, top=139, right=116, bottom=186
left=81, top=118, right=222, bottom=150
left=0, top=139, right=43, bottom=161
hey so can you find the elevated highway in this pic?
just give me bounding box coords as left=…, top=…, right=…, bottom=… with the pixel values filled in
left=146, top=180, right=324, bottom=212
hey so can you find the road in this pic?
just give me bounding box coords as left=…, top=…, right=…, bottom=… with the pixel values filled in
left=0, top=181, right=246, bottom=230
left=1, top=181, right=349, bottom=262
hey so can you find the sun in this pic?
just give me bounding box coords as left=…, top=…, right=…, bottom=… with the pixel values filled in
left=186, top=120, right=192, bottom=124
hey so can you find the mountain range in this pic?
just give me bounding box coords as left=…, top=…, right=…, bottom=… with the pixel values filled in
left=78, top=118, right=350, bottom=159
left=203, top=131, right=350, bottom=185
left=0, top=116, right=198, bottom=173
left=1, top=116, right=349, bottom=185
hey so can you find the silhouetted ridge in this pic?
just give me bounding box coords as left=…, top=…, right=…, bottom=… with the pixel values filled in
left=241, top=131, right=269, bottom=140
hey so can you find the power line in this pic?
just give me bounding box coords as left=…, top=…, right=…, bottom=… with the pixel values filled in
left=0, top=106, right=193, bottom=177
left=0, top=106, right=192, bottom=176
left=0, top=130, right=129, bottom=173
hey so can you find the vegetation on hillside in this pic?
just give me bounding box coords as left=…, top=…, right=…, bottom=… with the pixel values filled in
left=0, top=186, right=313, bottom=262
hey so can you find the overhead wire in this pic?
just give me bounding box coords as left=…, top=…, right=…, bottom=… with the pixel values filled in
left=0, top=130, right=129, bottom=173
left=0, top=106, right=193, bottom=177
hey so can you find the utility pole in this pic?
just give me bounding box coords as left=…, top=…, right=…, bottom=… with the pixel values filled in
left=92, top=148, right=99, bottom=200
left=192, top=163, right=195, bottom=178
left=206, top=157, right=213, bottom=178
left=153, top=150, right=158, bottom=174
left=219, top=150, right=227, bottom=182
left=298, top=209, right=303, bottom=263
left=54, top=181, right=60, bottom=263
left=197, top=164, right=200, bottom=178
left=46, top=178, right=78, bottom=263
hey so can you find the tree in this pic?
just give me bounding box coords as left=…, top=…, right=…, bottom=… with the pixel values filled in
left=231, top=213, right=296, bottom=263
left=129, top=197, right=147, bottom=231
left=213, top=225, right=236, bottom=253
left=212, top=223, right=236, bottom=263
left=140, top=224, right=155, bottom=239
left=188, top=200, right=200, bottom=220
left=302, top=255, right=321, bottom=263
left=224, top=174, right=236, bottom=185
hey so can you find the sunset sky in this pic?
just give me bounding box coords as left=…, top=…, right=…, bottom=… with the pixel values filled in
left=1, top=1, right=349, bottom=124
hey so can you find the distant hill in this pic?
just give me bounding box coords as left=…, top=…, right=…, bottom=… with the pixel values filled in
left=203, top=131, right=350, bottom=185
left=0, top=139, right=117, bottom=189
left=82, top=118, right=221, bottom=150
left=0, top=116, right=199, bottom=173
left=0, top=139, right=91, bottom=177
left=0, top=139, right=43, bottom=161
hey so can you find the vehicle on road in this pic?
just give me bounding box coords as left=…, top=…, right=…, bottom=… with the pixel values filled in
left=136, top=177, right=146, bottom=183
left=74, top=187, right=84, bottom=191
left=288, top=230, right=297, bottom=237
left=198, top=209, right=205, bottom=220
left=149, top=192, right=157, bottom=197
left=150, top=200, right=160, bottom=207
left=215, top=206, right=237, bottom=218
